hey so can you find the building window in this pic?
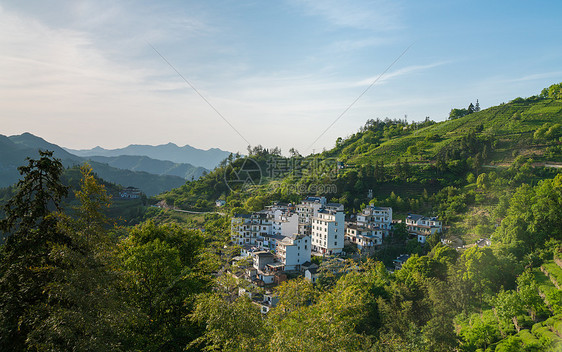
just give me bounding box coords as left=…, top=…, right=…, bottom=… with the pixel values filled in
left=335, top=241, right=337, bottom=245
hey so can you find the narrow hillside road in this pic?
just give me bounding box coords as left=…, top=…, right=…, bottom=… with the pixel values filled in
left=483, top=162, right=562, bottom=169
left=172, top=208, right=226, bottom=216
left=154, top=200, right=226, bottom=216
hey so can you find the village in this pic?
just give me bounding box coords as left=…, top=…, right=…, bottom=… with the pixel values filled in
left=228, top=196, right=443, bottom=314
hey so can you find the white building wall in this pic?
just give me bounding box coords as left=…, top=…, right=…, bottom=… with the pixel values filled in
left=273, top=213, right=299, bottom=238
left=278, top=235, right=311, bottom=271
left=311, top=210, right=344, bottom=254
left=231, top=214, right=273, bottom=247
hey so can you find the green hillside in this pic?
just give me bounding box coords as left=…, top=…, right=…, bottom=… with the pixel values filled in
left=158, top=83, right=562, bottom=217
left=326, top=94, right=562, bottom=165
left=87, top=160, right=185, bottom=197
left=0, top=165, right=149, bottom=228
left=1, top=83, right=562, bottom=352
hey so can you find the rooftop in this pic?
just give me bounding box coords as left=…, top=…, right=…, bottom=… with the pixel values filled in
left=233, top=213, right=252, bottom=219
left=346, top=223, right=371, bottom=231
left=406, top=213, right=439, bottom=222
left=326, top=202, right=344, bottom=208
left=254, top=251, right=274, bottom=257
left=393, top=254, right=411, bottom=263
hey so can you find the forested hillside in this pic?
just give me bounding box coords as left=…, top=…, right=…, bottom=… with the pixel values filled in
left=159, top=83, right=562, bottom=216
left=1, top=83, right=562, bottom=351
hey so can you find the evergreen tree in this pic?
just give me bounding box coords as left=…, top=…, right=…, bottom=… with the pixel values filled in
left=0, top=150, right=69, bottom=350
left=38, top=164, right=125, bottom=351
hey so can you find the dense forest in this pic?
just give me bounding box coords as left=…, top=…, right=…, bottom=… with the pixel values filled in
left=1, top=83, right=562, bottom=351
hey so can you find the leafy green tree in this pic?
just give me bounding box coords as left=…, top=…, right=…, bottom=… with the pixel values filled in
left=547, top=82, right=562, bottom=99
left=492, top=289, right=523, bottom=331
left=534, top=123, right=550, bottom=141
left=425, top=232, right=441, bottom=249
left=270, top=268, right=386, bottom=352
left=493, top=184, right=535, bottom=255
left=476, top=172, right=488, bottom=190
left=428, top=243, right=458, bottom=280
left=421, top=279, right=459, bottom=351
left=494, top=175, right=562, bottom=256
left=29, top=164, right=125, bottom=351
left=119, top=221, right=207, bottom=351
left=458, top=311, right=502, bottom=350
left=494, top=335, right=525, bottom=352
left=545, top=123, right=562, bottom=140
left=452, top=246, right=503, bottom=306
left=406, top=238, right=424, bottom=256
left=449, top=108, right=468, bottom=120
left=190, top=293, right=270, bottom=352
left=516, top=270, right=546, bottom=321
left=0, top=150, right=69, bottom=350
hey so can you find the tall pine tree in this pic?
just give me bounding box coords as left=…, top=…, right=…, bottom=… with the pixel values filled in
left=0, top=150, right=69, bottom=350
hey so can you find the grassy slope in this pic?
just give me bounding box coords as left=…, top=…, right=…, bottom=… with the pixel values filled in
left=464, top=262, right=562, bottom=351
left=491, top=265, right=562, bottom=350
left=337, top=97, right=562, bottom=165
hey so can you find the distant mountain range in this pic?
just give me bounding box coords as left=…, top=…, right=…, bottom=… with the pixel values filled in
left=0, top=133, right=216, bottom=196
left=65, top=143, right=232, bottom=170
left=82, top=155, right=208, bottom=181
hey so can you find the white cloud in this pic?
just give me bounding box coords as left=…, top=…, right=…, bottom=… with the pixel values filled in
left=0, top=4, right=238, bottom=150
left=354, top=61, right=448, bottom=86
left=0, top=2, right=452, bottom=155
left=507, top=71, right=562, bottom=83
left=289, top=0, right=403, bottom=31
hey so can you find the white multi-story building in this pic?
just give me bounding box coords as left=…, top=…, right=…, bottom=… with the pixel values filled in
left=272, top=212, right=299, bottom=238
left=275, top=234, right=311, bottom=271
left=311, top=203, right=345, bottom=255
left=296, top=197, right=326, bottom=236
left=345, top=224, right=383, bottom=251
left=405, top=214, right=442, bottom=243
left=231, top=212, right=272, bottom=246
left=356, top=205, right=392, bottom=236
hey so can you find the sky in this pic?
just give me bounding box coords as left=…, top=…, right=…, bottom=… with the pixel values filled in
left=1, top=0, right=562, bottom=155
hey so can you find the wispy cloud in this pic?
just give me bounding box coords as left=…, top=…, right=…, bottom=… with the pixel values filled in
left=328, top=37, right=393, bottom=52
left=354, top=61, right=448, bottom=86
left=507, top=71, right=562, bottom=83
left=0, top=4, right=231, bottom=150
left=289, top=0, right=403, bottom=31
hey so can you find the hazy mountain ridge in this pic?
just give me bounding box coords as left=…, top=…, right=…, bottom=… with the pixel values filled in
left=0, top=133, right=187, bottom=196
left=65, top=142, right=232, bottom=170
left=84, top=155, right=208, bottom=180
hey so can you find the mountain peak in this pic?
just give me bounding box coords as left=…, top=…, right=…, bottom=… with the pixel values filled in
left=64, top=142, right=232, bottom=169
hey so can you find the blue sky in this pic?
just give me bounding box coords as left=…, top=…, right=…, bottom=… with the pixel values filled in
left=1, top=0, right=562, bottom=155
